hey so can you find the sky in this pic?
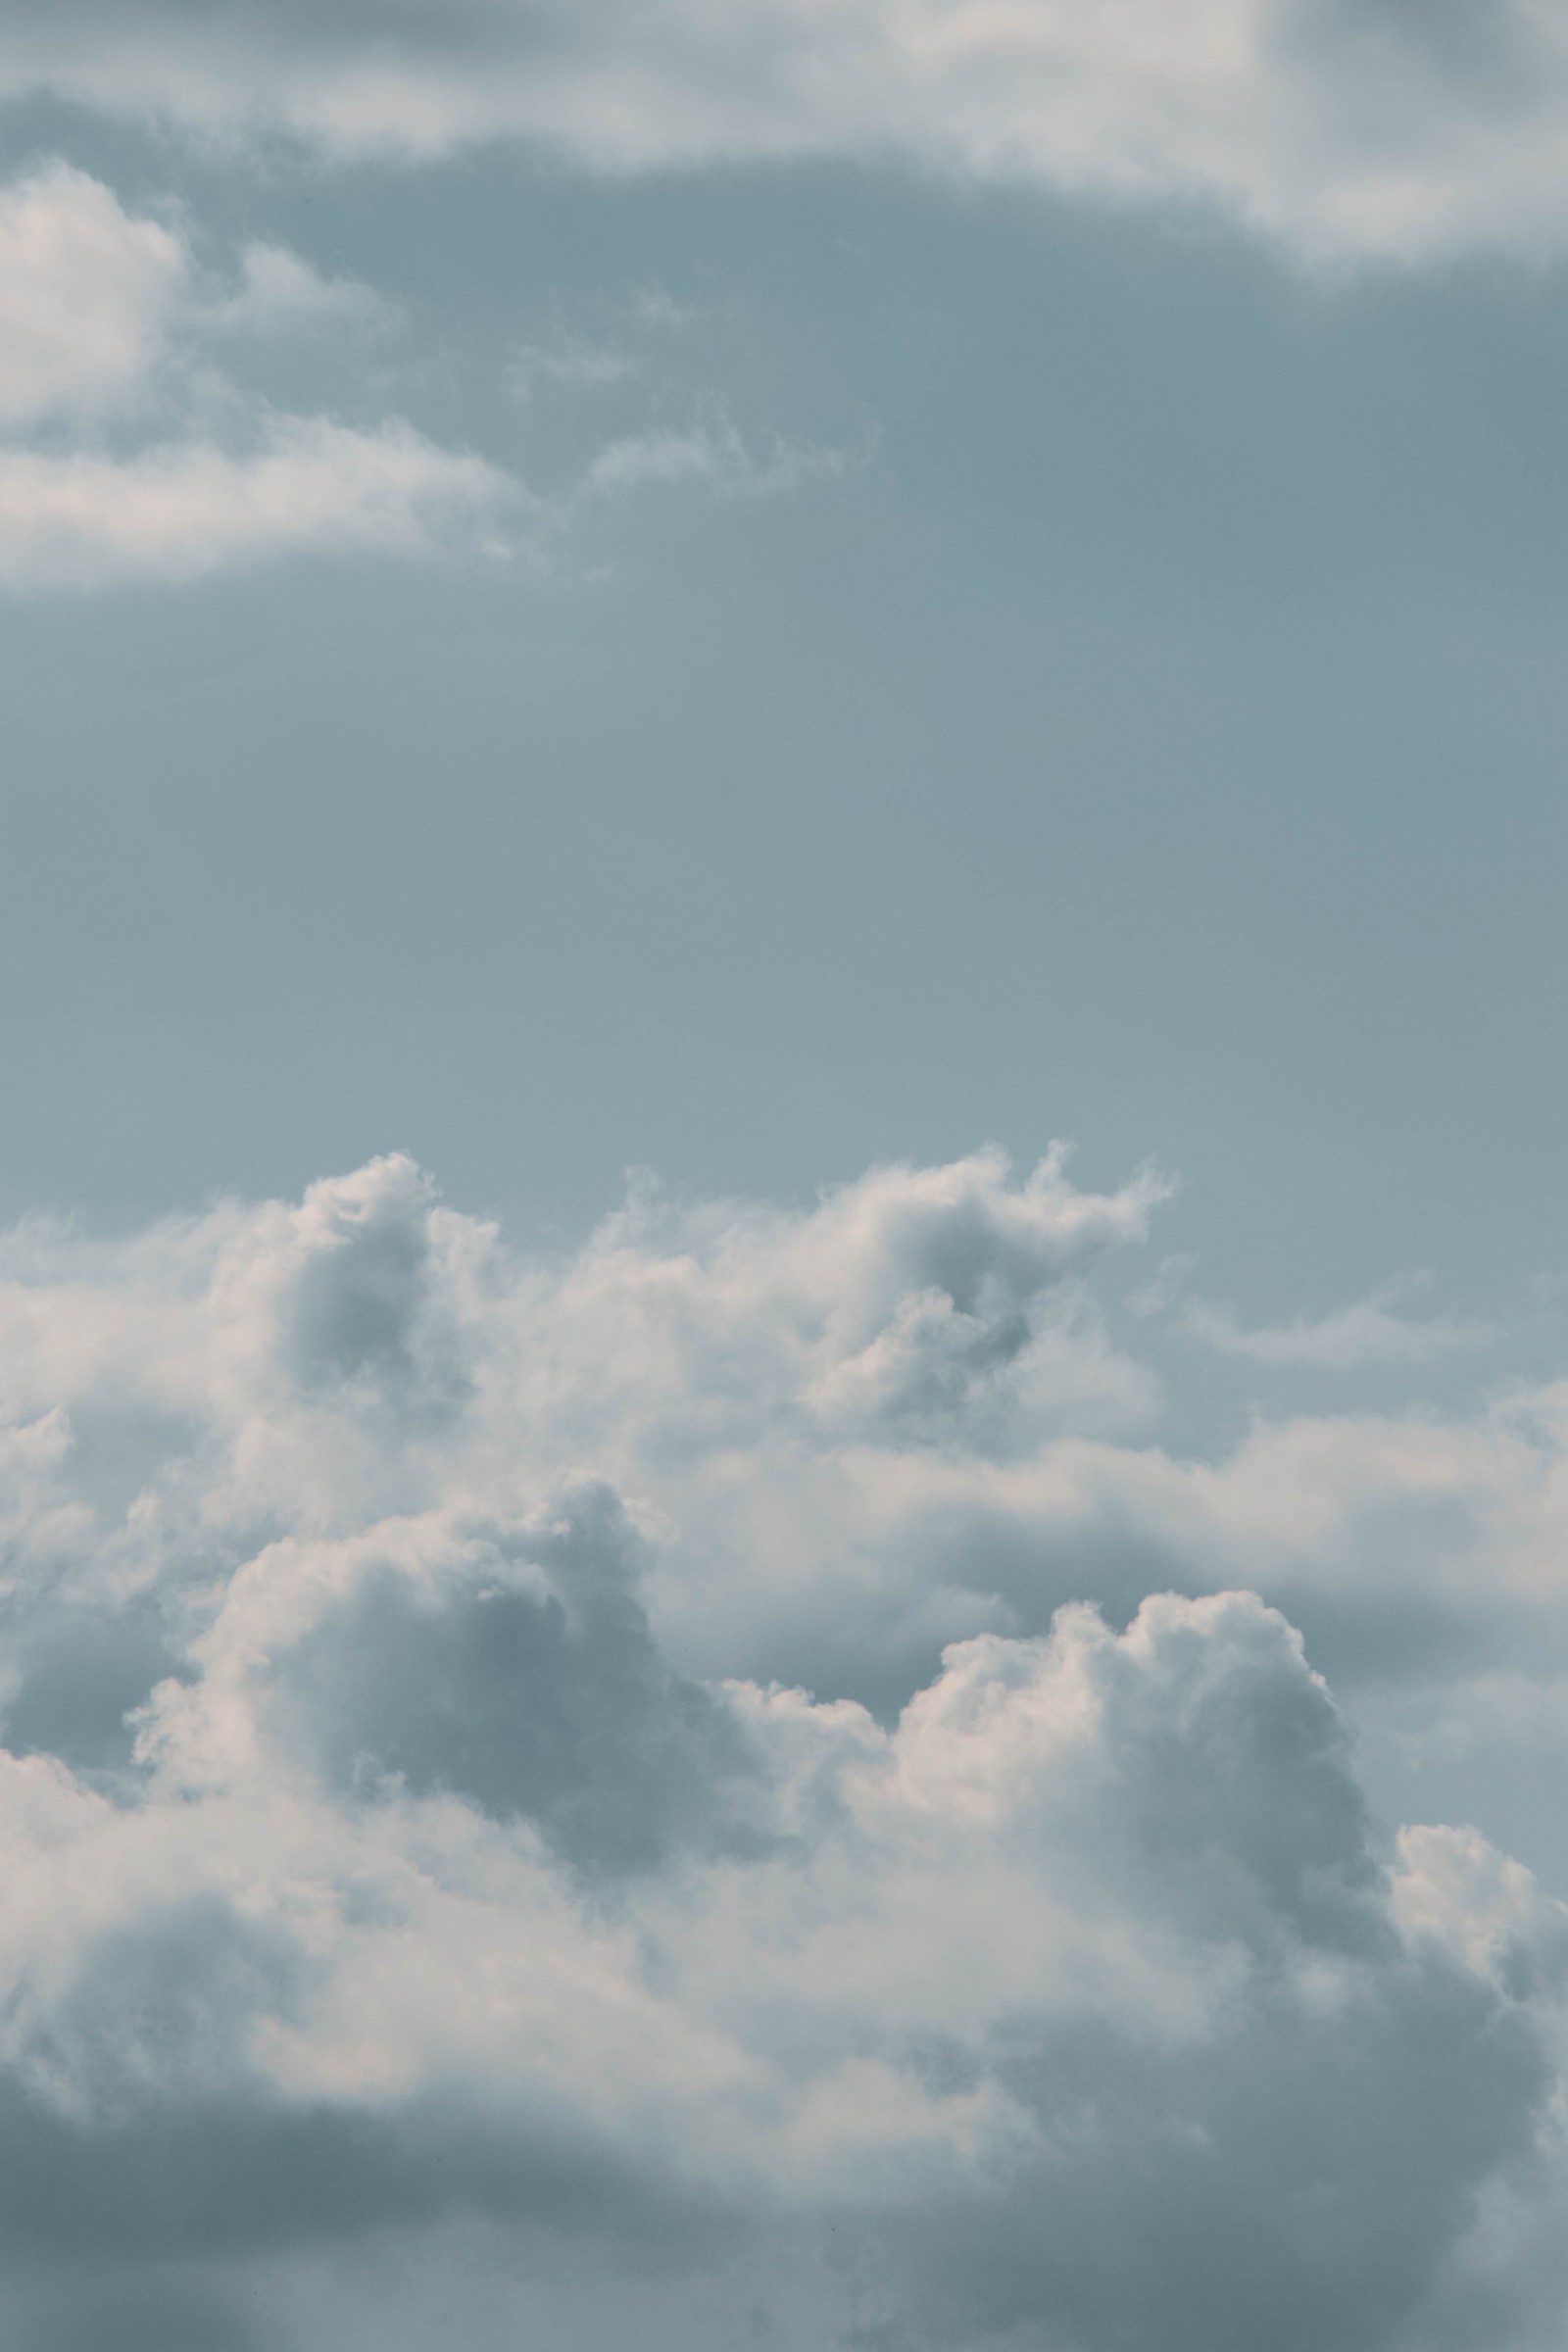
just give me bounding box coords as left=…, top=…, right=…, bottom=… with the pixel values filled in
left=6, top=3, right=1568, bottom=2346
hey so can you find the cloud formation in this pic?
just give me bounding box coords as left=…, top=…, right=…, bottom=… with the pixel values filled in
left=3, top=0, right=1568, bottom=262
left=0, top=161, right=844, bottom=591
left=0, top=419, right=514, bottom=589
left=1184, top=1286, right=1494, bottom=1369
left=0, top=163, right=186, bottom=427
left=580, top=411, right=851, bottom=503
left=2, top=1146, right=1568, bottom=2345
left=0, top=163, right=514, bottom=590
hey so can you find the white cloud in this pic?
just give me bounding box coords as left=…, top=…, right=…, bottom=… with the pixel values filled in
left=0, top=161, right=186, bottom=427
left=0, top=418, right=516, bottom=589
left=2, top=1, right=1568, bottom=262
left=2, top=1147, right=1568, bottom=2342
left=0, top=165, right=395, bottom=427
left=0, top=162, right=516, bottom=590
left=0, top=162, right=843, bottom=590
left=1184, top=1287, right=1494, bottom=1368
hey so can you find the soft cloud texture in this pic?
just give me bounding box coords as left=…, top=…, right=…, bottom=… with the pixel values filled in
left=0, top=162, right=514, bottom=590
left=4, top=0, right=1568, bottom=262
left=3, top=1147, right=1568, bottom=2345
left=0, top=161, right=844, bottom=590
left=1184, top=1288, right=1494, bottom=1369
left=0, top=421, right=514, bottom=589
left=0, top=163, right=187, bottom=427
left=581, top=411, right=851, bottom=502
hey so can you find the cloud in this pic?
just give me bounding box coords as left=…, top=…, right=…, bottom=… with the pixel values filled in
left=202, top=241, right=403, bottom=339
left=1183, top=1288, right=1495, bottom=1369
left=1126, top=1250, right=1196, bottom=1318
left=0, top=162, right=186, bottom=428
left=2, top=1, right=1568, bottom=262
left=581, top=411, right=853, bottom=501
left=0, top=162, right=514, bottom=590
left=0, top=419, right=515, bottom=588
left=509, top=333, right=639, bottom=401
left=0, top=163, right=394, bottom=423
left=1, top=1147, right=1568, bottom=2343
left=0, top=162, right=846, bottom=590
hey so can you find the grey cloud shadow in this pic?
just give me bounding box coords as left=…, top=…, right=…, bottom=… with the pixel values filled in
left=859, top=1953, right=1548, bottom=2352
left=276, top=1488, right=763, bottom=1878
left=1, top=1598, right=181, bottom=1780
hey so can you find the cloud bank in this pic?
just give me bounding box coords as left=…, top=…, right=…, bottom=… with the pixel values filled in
left=4, top=0, right=1568, bottom=263
left=4, top=1146, right=1568, bottom=2346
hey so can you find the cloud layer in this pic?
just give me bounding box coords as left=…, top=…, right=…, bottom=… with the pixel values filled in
left=3, top=1147, right=1568, bottom=2346
left=5, top=0, right=1568, bottom=262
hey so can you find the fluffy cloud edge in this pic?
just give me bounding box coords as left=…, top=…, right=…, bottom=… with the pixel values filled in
left=0, top=418, right=517, bottom=590
left=5, top=1, right=1568, bottom=263
left=1, top=1146, right=1568, bottom=2343
left=0, top=160, right=853, bottom=591
left=0, top=162, right=520, bottom=589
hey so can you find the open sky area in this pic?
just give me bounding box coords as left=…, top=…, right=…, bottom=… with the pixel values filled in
left=6, top=6, right=1568, bottom=2346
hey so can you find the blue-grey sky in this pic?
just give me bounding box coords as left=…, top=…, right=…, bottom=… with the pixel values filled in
left=7, top=11, right=1568, bottom=2349
left=5, top=119, right=1568, bottom=1357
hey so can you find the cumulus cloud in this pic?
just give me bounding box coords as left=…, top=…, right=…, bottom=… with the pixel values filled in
left=0, top=162, right=514, bottom=590
left=1, top=0, right=1567, bottom=262
left=2, top=1146, right=1568, bottom=2344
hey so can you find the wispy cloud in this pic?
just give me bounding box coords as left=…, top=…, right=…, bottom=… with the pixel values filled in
left=0, top=162, right=185, bottom=427
left=1183, top=1287, right=1495, bottom=1369
left=508, top=331, right=638, bottom=401
left=582, top=410, right=854, bottom=501
left=200, top=239, right=403, bottom=339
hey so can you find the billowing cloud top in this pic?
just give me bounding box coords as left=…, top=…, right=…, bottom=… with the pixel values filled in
left=5, top=0, right=1568, bottom=262
left=4, top=1147, right=1568, bottom=2347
